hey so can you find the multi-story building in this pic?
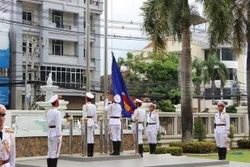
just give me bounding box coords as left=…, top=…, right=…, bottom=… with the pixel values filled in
left=131, top=32, right=246, bottom=110
left=5, top=0, right=103, bottom=109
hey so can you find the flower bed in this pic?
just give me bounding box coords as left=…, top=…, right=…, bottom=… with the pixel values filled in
left=169, top=142, right=217, bottom=154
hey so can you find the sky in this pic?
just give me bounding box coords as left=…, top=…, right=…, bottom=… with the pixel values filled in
left=99, top=0, right=203, bottom=75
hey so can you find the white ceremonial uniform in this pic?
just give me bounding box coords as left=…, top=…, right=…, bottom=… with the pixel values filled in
left=214, top=111, right=230, bottom=148
left=82, top=102, right=97, bottom=144
left=0, top=129, right=15, bottom=167
left=132, top=108, right=146, bottom=144
left=105, top=103, right=122, bottom=141
left=47, top=108, right=62, bottom=159
left=147, top=111, right=159, bottom=144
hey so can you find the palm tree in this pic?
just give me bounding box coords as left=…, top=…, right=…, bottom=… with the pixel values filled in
left=198, top=0, right=250, bottom=138
left=192, top=57, right=203, bottom=112
left=203, top=55, right=229, bottom=103
left=141, top=0, right=206, bottom=142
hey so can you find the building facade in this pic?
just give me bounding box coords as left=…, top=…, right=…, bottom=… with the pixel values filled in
left=131, top=32, right=246, bottom=110
left=5, top=0, right=103, bottom=109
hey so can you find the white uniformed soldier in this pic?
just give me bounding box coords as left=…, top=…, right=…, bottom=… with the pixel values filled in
left=132, top=99, right=146, bottom=157
left=47, top=95, right=62, bottom=167
left=214, top=101, right=230, bottom=160
left=82, top=92, right=97, bottom=157
left=146, top=103, right=159, bottom=154
left=105, top=94, right=122, bottom=156
left=0, top=104, right=15, bottom=167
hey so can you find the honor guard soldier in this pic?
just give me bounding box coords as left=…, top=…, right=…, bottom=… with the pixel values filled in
left=105, top=94, right=122, bottom=156
left=82, top=92, right=97, bottom=157
left=0, top=104, right=15, bottom=167
left=146, top=103, right=159, bottom=154
left=132, top=99, right=146, bottom=157
left=47, top=95, right=62, bottom=167
left=214, top=102, right=230, bottom=160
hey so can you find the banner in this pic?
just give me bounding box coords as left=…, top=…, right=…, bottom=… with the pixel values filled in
left=112, top=54, right=136, bottom=118
left=0, top=11, right=10, bottom=68
left=0, top=77, right=9, bottom=105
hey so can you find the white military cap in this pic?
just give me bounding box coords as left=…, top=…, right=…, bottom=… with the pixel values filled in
left=49, top=95, right=59, bottom=103
left=135, top=99, right=143, bottom=104
left=86, top=92, right=94, bottom=99
left=114, top=94, right=121, bottom=103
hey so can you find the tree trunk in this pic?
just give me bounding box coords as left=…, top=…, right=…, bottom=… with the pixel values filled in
left=247, top=36, right=250, bottom=140
left=197, top=84, right=201, bottom=112
left=211, top=80, right=215, bottom=104
left=181, top=26, right=193, bottom=142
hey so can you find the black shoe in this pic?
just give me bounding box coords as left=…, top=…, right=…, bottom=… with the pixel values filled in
left=116, top=141, right=121, bottom=155
left=87, top=144, right=91, bottom=157
left=222, top=148, right=227, bottom=160
left=149, top=143, right=152, bottom=154
left=139, top=144, right=143, bottom=157
left=110, top=141, right=117, bottom=155
left=152, top=144, right=156, bottom=154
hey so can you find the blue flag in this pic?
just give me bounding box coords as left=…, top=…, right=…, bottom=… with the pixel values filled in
left=112, top=55, right=136, bottom=118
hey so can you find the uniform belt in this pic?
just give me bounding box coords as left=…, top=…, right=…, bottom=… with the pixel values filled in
left=133, top=121, right=144, bottom=124
left=87, top=116, right=93, bottom=118
left=0, top=160, right=9, bottom=165
left=110, top=116, right=120, bottom=119
left=216, top=124, right=226, bottom=126
left=49, top=125, right=56, bottom=128
left=147, top=123, right=156, bottom=125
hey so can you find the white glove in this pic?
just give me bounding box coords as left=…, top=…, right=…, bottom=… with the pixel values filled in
left=105, top=98, right=109, bottom=104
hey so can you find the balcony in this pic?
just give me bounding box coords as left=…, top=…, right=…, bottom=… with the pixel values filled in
left=49, top=23, right=78, bottom=32
left=83, top=58, right=96, bottom=70
left=48, top=53, right=78, bottom=65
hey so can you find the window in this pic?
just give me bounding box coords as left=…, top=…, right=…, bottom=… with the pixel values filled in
left=22, top=42, right=32, bottom=54
left=23, top=11, right=32, bottom=22
left=52, top=40, right=63, bottom=55
left=228, top=68, right=237, bottom=80
left=52, top=10, right=63, bottom=28
left=222, top=48, right=236, bottom=61
left=204, top=49, right=220, bottom=61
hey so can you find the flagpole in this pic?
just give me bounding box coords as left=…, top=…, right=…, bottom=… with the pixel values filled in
left=104, top=0, right=109, bottom=154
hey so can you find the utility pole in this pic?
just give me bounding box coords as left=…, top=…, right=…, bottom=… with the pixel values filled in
left=104, top=0, right=108, bottom=154
left=24, top=33, right=30, bottom=110
left=85, top=0, right=91, bottom=92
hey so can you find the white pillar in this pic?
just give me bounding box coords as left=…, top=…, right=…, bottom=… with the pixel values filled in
left=174, top=116, right=178, bottom=136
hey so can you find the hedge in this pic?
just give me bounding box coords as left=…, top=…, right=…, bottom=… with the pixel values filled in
left=169, top=142, right=217, bottom=154
left=237, top=139, right=250, bottom=149
left=143, top=146, right=183, bottom=156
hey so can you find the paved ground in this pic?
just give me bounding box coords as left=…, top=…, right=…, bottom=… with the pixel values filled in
left=15, top=153, right=246, bottom=167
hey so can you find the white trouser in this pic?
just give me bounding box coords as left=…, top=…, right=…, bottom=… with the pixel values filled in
left=87, top=126, right=95, bottom=144
left=214, top=131, right=227, bottom=148
left=147, top=125, right=157, bottom=144
left=133, top=129, right=143, bottom=144
left=47, top=137, right=62, bottom=158
left=110, top=124, right=121, bottom=141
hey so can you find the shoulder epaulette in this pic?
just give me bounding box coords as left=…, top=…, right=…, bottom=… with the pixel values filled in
left=5, top=129, right=14, bottom=133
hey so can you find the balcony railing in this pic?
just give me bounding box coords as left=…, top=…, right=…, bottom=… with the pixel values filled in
left=49, top=53, right=78, bottom=57
left=49, top=23, right=78, bottom=31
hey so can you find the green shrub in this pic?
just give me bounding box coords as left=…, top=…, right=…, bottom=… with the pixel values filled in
left=155, top=147, right=183, bottom=156
left=237, top=139, right=250, bottom=149
left=226, top=104, right=238, bottom=113
left=143, top=146, right=150, bottom=152
left=143, top=146, right=182, bottom=156
left=169, top=142, right=216, bottom=154
left=194, top=116, right=206, bottom=141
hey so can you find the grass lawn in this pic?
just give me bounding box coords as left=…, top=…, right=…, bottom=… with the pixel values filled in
left=190, top=149, right=250, bottom=163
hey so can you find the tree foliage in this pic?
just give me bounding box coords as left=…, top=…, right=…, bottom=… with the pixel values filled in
left=194, top=116, right=207, bottom=142
left=121, top=52, right=180, bottom=112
